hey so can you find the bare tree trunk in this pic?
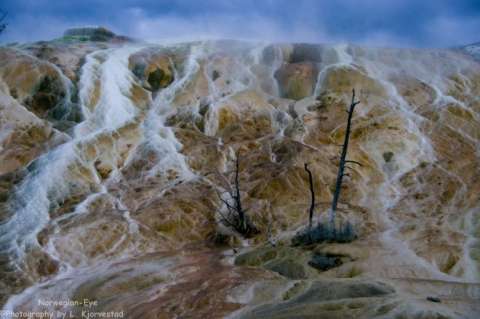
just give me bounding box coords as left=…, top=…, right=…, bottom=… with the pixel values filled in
left=233, top=154, right=246, bottom=232
left=330, top=89, right=360, bottom=230
left=304, top=163, right=315, bottom=229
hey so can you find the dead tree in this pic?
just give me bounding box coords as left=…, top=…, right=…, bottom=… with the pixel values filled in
left=216, top=153, right=257, bottom=237
left=330, top=89, right=361, bottom=230
left=0, top=11, right=7, bottom=34
left=304, top=163, right=315, bottom=229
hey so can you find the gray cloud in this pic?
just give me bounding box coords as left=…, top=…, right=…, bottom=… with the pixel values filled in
left=0, top=0, right=479, bottom=47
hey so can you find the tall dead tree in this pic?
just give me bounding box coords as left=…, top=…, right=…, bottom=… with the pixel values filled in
left=330, top=89, right=361, bottom=230
left=216, top=152, right=257, bottom=237
left=0, top=11, right=7, bottom=34
left=304, top=163, right=315, bottom=229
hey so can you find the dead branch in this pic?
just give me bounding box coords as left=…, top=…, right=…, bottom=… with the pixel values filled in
left=215, top=151, right=257, bottom=237
left=304, top=163, right=315, bottom=229
left=0, top=11, right=7, bottom=34
left=330, top=89, right=360, bottom=230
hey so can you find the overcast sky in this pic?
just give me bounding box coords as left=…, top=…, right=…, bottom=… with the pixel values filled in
left=1, top=0, right=479, bottom=47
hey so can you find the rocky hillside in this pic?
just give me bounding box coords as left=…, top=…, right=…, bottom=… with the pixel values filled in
left=1, top=28, right=480, bottom=318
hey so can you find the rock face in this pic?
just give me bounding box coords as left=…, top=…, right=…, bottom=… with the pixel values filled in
left=275, top=62, right=318, bottom=100
left=1, top=36, right=480, bottom=318
left=129, top=48, right=175, bottom=92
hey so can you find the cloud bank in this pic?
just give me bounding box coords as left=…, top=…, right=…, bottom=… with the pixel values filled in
left=1, top=0, right=479, bottom=47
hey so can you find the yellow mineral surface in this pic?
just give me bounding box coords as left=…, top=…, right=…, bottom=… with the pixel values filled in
left=1, top=39, right=479, bottom=318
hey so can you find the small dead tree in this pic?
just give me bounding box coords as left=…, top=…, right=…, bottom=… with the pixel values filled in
left=216, top=152, right=257, bottom=237
left=0, top=11, right=7, bottom=34
left=330, top=89, right=361, bottom=230
left=304, top=163, right=315, bottom=229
